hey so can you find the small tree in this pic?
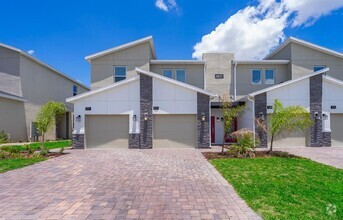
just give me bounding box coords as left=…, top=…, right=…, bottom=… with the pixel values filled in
left=269, top=99, right=313, bottom=152
left=35, top=101, right=66, bottom=150
left=220, top=95, right=245, bottom=154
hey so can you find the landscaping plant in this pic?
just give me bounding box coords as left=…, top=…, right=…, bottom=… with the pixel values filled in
left=35, top=101, right=66, bottom=150
left=220, top=95, right=244, bottom=154
left=269, top=99, right=313, bottom=152
left=229, top=128, right=258, bottom=158
left=0, top=130, right=9, bottom=144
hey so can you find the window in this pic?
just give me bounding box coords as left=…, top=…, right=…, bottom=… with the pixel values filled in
left=265, top=69, right=275, bottom=84
left=176, top=69, right=186, bottom=83
left=114, top=66, right=126, bottom=82
left=251, top=69, right=261, bottom=84
left=73, top=85, right=78, bottom=96
left=162, top=69, right=173, bottom=78
left=314, top=65, right=325, bottom=72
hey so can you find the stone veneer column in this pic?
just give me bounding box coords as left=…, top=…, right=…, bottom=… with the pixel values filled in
left=129, top=134, right=140, bottom=149
left=139, top=74, right=153, bottom=149
left=72, top=134, right=84, bottom=149
left=309, top=74, right=325, bottom=147
left=254, top=93, right=268, bottom=148
left=197, top=93, right=210, bottom=148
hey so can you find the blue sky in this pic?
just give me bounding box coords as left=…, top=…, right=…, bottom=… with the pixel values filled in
left=0, top=0, right=342, bottom=86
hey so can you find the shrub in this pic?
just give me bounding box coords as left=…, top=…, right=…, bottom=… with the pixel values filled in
left=0, top=151, right=6, bottom=159
left=228, top=129, right=258, bottom=158
left=28, top=147, right=35, bottom=155
left=0, top=130, right=9, bottom=144
left=59, top=147, right=65, bottom=154
left=40, top=149, right=48, bottom=156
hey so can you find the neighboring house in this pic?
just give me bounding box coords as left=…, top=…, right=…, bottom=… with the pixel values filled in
left=67, top=36, right=343, bottom=149
left=0, top=43, right=89, bottom=142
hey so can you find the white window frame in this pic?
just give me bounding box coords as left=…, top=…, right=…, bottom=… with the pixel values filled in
left=175, top=69, right=186, bottom=83
left=264, top=69, right=275, bottom=85
left=251, top=69, right=262, bottom=85
left=162, top=69, right=173, bottom=78
left=114, top=66, right=127, bottom=82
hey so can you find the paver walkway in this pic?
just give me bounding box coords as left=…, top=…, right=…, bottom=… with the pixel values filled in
left=275, top=147, right=343, bottom=169
left=0, top=149, right=260, bottom=219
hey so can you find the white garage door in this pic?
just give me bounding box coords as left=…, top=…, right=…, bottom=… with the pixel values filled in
left=85, top=115, right=129, bottom=149
left=153, top=115, right=197, bottom=148
left=331, top=114, right=343, bottom=146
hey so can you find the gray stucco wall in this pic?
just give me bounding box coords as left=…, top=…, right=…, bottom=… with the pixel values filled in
left=139, top=74, right=153, bottom=149
left=150, top=63, right=204, bottom=89
left=197, top=93, right=210, bottom=148
left=91, top=42, right=153, bottom=90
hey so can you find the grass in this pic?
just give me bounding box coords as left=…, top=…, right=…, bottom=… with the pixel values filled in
left=1, top=140, right=71, bottom=152
left=211, top=157, right=343, bottom=220
left=0, top=157, right=46, bottom=173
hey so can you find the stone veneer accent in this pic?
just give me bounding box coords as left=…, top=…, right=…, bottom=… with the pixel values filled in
left=197, top=93, right=210, bottom=148
left=322, top=132, right=331, bottom=147
left=139, top=74, right=153, bottom=149
left=254, top=93, right=268, bottom=148
left=72, top=134, right=84, bottom=149
left=129, top=134, right=140, bottom=149
left=310, top=74, right=324, bottom=147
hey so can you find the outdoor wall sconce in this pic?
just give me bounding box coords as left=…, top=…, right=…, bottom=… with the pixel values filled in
left=144, top=113, right=148, bottom=121
left=216, top=117, right=220, bottom=122
left=133, top=115, right=137, bottom=121
left=314, top=112, right=321, bottom=120
left=201, top=113, right=206, bottom=122
left=76, top=115, right=81, bottom=122
left=259, top=112, right=265, bottom=121
left=322, top=113, right=328, bottom=120
left=221, top=117, right=224, bottom=122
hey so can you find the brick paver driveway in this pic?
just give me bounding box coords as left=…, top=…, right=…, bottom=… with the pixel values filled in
left=275, top=147, right=343, bottom=169
left=0, top=149, right=260, bottom=219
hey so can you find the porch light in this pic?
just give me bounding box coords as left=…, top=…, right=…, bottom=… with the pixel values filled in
left=201, top=113, right=206, bottom=122
left=216, top=117, right=220, bottom=122
left=322, top=113, right=328, bottom=120
left=76, top=115, right=81, bottom=122
left=133, top=115, right=137, bottom=121
left=314, top=112, right=321, bottom=120
left=259, top=112, right=265, bottom=121
left=144, top=113, right=148, bottom=121
left=221, top=117, right=224, bottom=122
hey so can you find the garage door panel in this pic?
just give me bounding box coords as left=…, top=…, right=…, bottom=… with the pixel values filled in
left=331, top=114, right=343, bottom=146
left=154, top=115, right=196, bottom=148
left=85, top=115, right=129, bottom=149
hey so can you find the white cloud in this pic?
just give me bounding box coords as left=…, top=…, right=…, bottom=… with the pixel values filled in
left=193, top=0, right=343, bottom=60
left=155, top=0, right=178, bottom=12
left=27, top=50, right=35, bottom=55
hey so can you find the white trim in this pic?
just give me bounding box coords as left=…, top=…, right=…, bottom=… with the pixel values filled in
left=264, top=69, right=275, bottom=85
left=175, top=68, right=186, bottom=83
left=0, top=92, right=27, bottom=102
left=135, top=67, right=216, bottom=97
left=234, top=60, right=289, bottom=64
left=251, top=69, right=262, bottom=85
left=240, top=68, right=330, bottom=99
left=66, top=76, right=140, bottom=103
left=323, top=75, right=343, bottom=87
left=150, top=60, right=205, bottom=65
left=85, top=36, right=156, bottom=62
left=264, top=37, right=343, bottom=60
left=0, top=42, right=90, bottom=90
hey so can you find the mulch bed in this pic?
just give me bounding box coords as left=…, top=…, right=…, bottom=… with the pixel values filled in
left=203, top=150, right=300, bottom=160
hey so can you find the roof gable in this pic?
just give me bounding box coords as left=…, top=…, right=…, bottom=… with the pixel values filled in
left=85, top=36, right=156, bottom=62
left=264, top=37, right=343, bottom=60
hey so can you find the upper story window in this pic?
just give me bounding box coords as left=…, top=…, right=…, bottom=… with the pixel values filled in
left=314, top=65, right=326, bottom=72
left=251, top=69, right=262, bottom=84
left=114, top=66, right=126, bottom=82
left=265, top=69, right=275, bottom=84
left=176, top=69, right=186, bottom=83
left=162, top=69, right=173, bottom=78
left=73, top=85, right=78, bottom=96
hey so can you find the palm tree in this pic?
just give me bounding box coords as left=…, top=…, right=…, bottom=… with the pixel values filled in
left=269, top=99, right=313, bottom=152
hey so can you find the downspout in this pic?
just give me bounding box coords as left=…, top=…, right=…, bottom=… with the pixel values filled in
left=233, top=61, right=237, bottom=101
left=247, top=95, right=256, bottom=147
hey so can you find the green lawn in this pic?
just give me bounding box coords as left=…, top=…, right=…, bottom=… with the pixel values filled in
left=211, top=157, right=343, bottom=220
left=0, top=157, right=46, bottom=173
left=2, top=140, right=71, bottom=152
